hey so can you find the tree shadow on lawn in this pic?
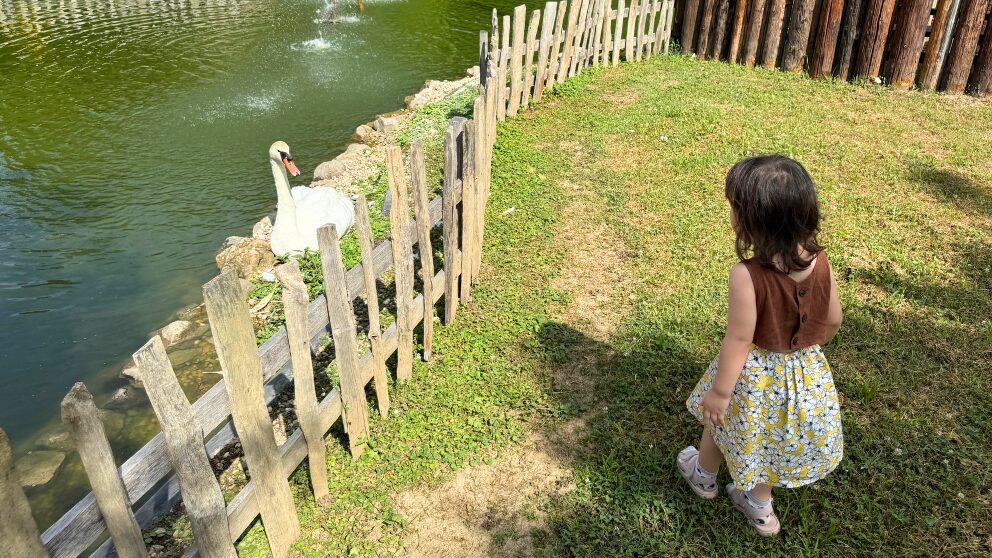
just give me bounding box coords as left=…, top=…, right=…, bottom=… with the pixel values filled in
left=528, top=275, right=992, bottom=556
left=907, top=162, right=992, bottom=217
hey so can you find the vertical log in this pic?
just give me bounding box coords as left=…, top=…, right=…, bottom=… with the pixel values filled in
left=408, top=141, right=436, bottom=361
left=887, top=0, right=930, bottom=88
left=351, top=198, right=390, bottom=414
left=523, top=9, right=542, bottom=109
left=728, top=0, right=748, bottom=61
left=613, top=0, right=627, bottom=62
left=498, top=15, right=511, bottom=120
left=546, top=1, right=569, bottom=88
left=781, top=0, right=817, bottom=70
left=508, top=5, right=526, bottom=117
left=270, top=264, right=332, bottom=493
left=682, top=0, right=702, bottom=52
left=711, top=0, right=731, bottom=58
left=460, top=119, right=478, bottom=304
left=558, top=0, right=582, bottom=81
left=203, top=272, right=300, bottom=557
left=835, top=0, right=866, bottom=79
left=134, top=337, right=239, bottom=558
left=853, top=0, right=897, bottom=78
left=385, top=147, right=416, bottom=380
left=809, top=0, right=845, bottom=78
left=944, top=0, right=989, bottom=93
left=0, top=428, right=49, bottom=558
left=761, top=0, right=787, bottom=67
left=534, top=2, right=558, bottom=100
left=697, top=0, right=716, bottom=57
left=61, top=384, right=147, bottom=558
left=626, top=0, right=640, bottom=60
left=442, top=118, right=467, bottom=325
left=918, top=0, right=962, bottom=89
left=742, top=0, right=768, bottom=66
left=969, top=16, right=992, bottom=95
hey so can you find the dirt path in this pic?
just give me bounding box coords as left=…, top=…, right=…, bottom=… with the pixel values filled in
left=390, top=148, right=635, bottom=556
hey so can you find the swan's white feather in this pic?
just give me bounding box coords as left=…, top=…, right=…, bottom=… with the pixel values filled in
left=270, top=185, right=355, bottom=256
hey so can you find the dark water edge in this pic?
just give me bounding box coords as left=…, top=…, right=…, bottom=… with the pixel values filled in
left=1, top=0, right=542, bottom=529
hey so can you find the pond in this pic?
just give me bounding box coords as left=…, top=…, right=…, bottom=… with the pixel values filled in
left=0, top=0, right=537, bottom=528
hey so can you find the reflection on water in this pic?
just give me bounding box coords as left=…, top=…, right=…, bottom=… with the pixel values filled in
left=1, top=0, right=540, bottom=527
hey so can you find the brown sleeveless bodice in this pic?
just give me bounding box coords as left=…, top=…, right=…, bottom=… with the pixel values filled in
left=743, top=251, right=832, bottom=353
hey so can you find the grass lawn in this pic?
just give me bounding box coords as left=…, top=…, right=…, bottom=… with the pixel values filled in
left=229, top=56, right=991, bottom=557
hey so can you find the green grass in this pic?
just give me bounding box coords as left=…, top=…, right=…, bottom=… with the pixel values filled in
left=229, top=56, right=989, bottom=556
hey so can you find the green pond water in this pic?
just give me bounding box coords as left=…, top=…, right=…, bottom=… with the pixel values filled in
left=0, top=0, right=537, bottom=528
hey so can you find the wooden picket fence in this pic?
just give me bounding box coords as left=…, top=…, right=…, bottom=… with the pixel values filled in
left=678, top=0, right=992, bottom=95
left=0, top=2, right=674, bottom=557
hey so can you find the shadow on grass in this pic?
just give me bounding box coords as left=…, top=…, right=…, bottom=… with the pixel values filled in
left=907, top=163, right=992, bottom=217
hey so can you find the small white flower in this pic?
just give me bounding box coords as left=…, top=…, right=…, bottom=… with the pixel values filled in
left=894, top=448, right=903, bottom=456
left=259, top=271, right=276, bottom=282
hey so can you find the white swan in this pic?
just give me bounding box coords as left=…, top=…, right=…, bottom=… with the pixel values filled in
left=268, top=141, right=355, bottom=257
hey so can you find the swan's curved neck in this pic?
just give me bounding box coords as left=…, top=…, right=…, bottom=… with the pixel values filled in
left=271, top=158, right=297, bottom=223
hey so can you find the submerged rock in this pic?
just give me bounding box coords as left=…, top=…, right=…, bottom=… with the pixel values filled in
left=121, top=363, right=143, bottom=388
left=15, top=450, right=66, bottom=487
left=160, top=319, right=196, bottom=347
left=111, top=387, right=130, bottom=402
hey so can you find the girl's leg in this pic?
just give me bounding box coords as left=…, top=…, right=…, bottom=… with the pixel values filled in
left=697, top=425, right=724, bottom=474
left=749, top=483, right=772, bottom=502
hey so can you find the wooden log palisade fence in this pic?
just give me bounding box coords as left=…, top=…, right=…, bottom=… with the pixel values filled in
left=0, top=2, right=674, bottom=557
left=678, top=0, right=992, bottom=95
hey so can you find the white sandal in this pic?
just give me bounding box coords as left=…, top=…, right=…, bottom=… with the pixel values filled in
left=676, top=446, right=718, bottom=499
left=726, top=484, right=781, bottom=536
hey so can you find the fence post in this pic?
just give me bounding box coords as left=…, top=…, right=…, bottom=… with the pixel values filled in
left=271, top=262, right=331, bottom=498
left=664, top=0, right=675, bottom=53
left=460, top=119, right=478, bottom=304
left=613, top=0, right=626, bottom=63
left=682, top=0, right=701, bottom=52
left=709, top=0, right=730, bottom=59
left=508, top=5, right=526, bottom=116
left=0, top=428, right=49, bottom=558
left=943, top=0, right=989, bottom=94
left=499, top=15, right=511, bottom=120
left=480, top=30, right=490, bottom=87
left=809, top=0, right=844, bottom=78
left=442, top=118, right=467, bottom=325
left=133, top=337, right=238, bottom=558
left=853, top=0, right=896, bottom=78
left=834, top=0, right=866, bottom=79
left=761, top=0, right=786, bottom=67
left=473, top=97, right=488, bottom=279
left=970, top=23, right=992, bottom=96
left=558, top=0, right=581, bottom=81
left=386, top=147, right=416, bottom=380
left=625, top=0, right=639, bottom=61
left=547, top=0, right=569, bottom=85
left=603, top=0, right=615, bottom=63
left=523, top=8, right=542, bottom=109
left=534, top=2, right=557, bottom=100
left=61, top=383, right=147, bottom=558
left=781, top=0, right=816, bottom=71
left=887, top=0, right=930, bottom=89
left=918, top=0, right=961, bottom=90
left=409, top=141, right=436, bottom=362
left=353, top=196, right=391, bottom=414
left=592, top=0, right=607, bottom=65
left=742, top=0, right=767, bottom=67
left=316, top=224, right=371, bottom=458
left=727, top=0, right=747, bottom=62
left=203, top=271, right=300, bottom=558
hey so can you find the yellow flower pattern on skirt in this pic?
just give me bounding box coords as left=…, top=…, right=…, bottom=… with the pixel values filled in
left=686, top=345, right=843, bottom=491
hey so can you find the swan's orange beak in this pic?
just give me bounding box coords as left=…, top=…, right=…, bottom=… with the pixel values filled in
left=282, top=157, right=301, bottom=177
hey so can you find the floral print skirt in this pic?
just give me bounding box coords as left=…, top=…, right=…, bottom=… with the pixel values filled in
left=686, top=344, right=844, bottom=491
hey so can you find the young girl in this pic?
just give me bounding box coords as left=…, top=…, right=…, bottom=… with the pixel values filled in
left=680, top=155, right=844, bottom=536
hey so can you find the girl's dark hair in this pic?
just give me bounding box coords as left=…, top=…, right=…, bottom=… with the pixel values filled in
left=725, top=155, right=822, bottom=273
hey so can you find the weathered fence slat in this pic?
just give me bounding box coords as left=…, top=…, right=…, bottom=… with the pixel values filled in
left=558, top=0, right=581, bottom=81
left=625, top=0, right=639, bottom=60
left=682, top=0, right=701, bottom=52
left=535, top=2, right=558, bottom=100
left=409, top=141, right=436, bottom=361
left=460, top=118, right=479, bottom=303
left=480, top=30, right=490, bottom=86
left=1, top=428, right=49, bottom=558
left=637, top=0, right=650, bottom=60
left=523, top=8, right=542, bottom=108
left=854, top=0, right=897, bottom=78
left=498, top=14, right=511, bottom=120
left=317, top=224, right=370, bottom=457
left=133, top=337, right=238, bottom=558
left=761, top=0, right=786, bottom=67
left=545, top=0, right=568, bottom=88
left=603, top=1, right=616, bottom=63
left=271, top=261, right=332, bottom=500
left=970, top=21, right=992, bottom=96
left=61, top=384, right=147, bottom=558
left=653, top=0, right=666, bottom=55
left=809, top=0, right=844, bottom=78
left=887, top=0, right=930, bottom=89
left=442, top=118, right=466, bottom=325
left=710, top=0, right=730, bottom=59
left=353, top=197, right=391, bottom=415
left=728, top=0, right=747, bottom=61
left=570, top=0, right=590, bottom=74
left=508, top=5, right=526, bottom=116
left=613, top=0, right=626, bottom=63
left=742, top=0, right=767, bottom=67
left=386, top=146, right=416, bottom=380
left=918, top=0, right=961, bottom=90
left=663, top=0, right=675, bottom=53
left=473, top=98, right=488, bottom=279
left=834, top=0, right=865, bottom=79
left=203, top=272, right=300, bottom=558
left=486, top=61, right=498, bottom=158
left=781, top=0, right=816, bottom=70
left=592, top=0, right=607, bottom=65
left=943, top=0, right=989, bottom=94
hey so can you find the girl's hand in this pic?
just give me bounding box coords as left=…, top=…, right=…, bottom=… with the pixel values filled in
left=701, top=389, right=731, bottom=428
